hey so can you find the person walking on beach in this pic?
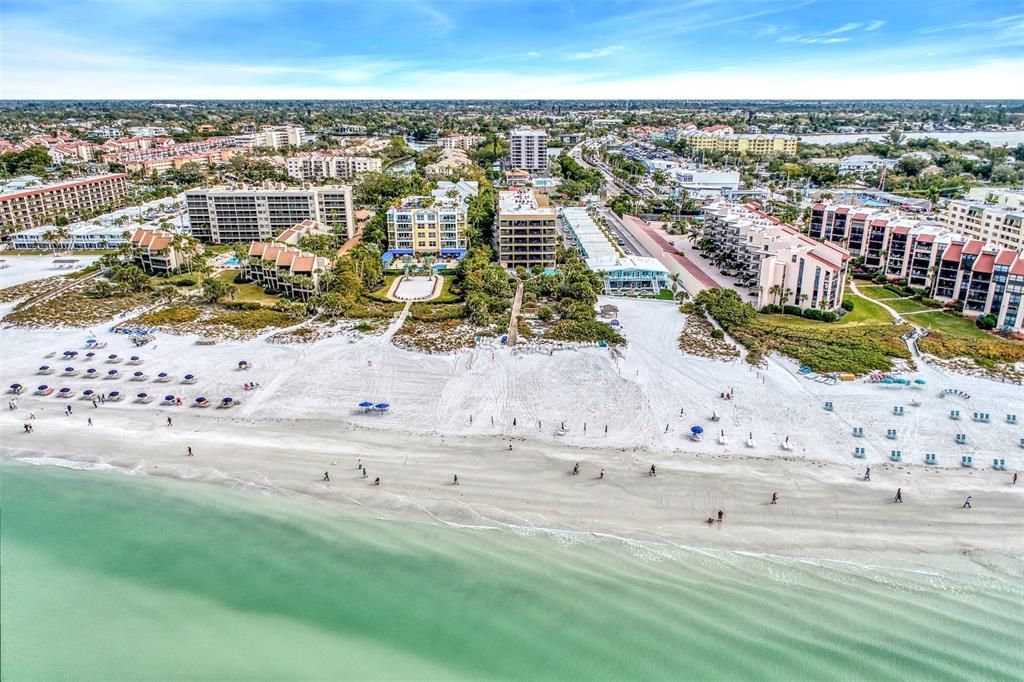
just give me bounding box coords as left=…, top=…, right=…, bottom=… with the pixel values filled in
left=453, top=474, right=459, bottom=486
left=962, top=495, right=972, bottom=509
left=1014, top=473, right=1018, bottom=485
left=508, top=442, right=513, bottom=451
left=717, top=510, right=724, bottom=522
left=187, top=446, right=193, bottom=457
left=374, top=477, right=381, bottom=486
left=87, top=417, right=93, bottom=427
left=24, top=423, right=31, bottom=433
left=29, top=411, right=35, bottom=420
left=649, top=464, right=657, bottom=477
left=167, top=417, right=173, bottom=427
left=357, top=459, right=362, bottom=470
left=771, top=492, right=778, bottom=504
left=362, top=467, right=368, bottom=479
left=573, top=462, right=580, bottom=476
left=894, top=488, right=903, bottom=503
left=863, top=466, right=871, bottom=481
left=599, top=468, right=605, bottom=480
left=323, top=471, right=330, bottom=482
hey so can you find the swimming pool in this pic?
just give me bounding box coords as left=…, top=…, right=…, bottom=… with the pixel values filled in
left=225, top=256, right=241, bottom=267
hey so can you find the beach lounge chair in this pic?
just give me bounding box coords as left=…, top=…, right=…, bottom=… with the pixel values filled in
left=154, top=373, right=172, bottom=383
left=1008, top=414, right=1018, bottom=425
left=718, top=430, right=728, bottom=445
left=950, top=410, right=960, bottom=420
left=960, top=456, right=973, bottom=468
left=992, top=458, right=1006, bottom=471
left=107, top=355, right=121, bottom=363
left=710, top=410, right=720, bottom=422
left=134, top=393, right=153, bottom=404
left=105, top=369, right=120, bottom=379
left=925, top=453, right=937, bottom=465
left=886, top=429, right=897, bottom=439
left=35, top=385, right=54, bottom=396
left=893, top=406, right=904, bottom=416
left=61, top=367, right=79, bottom=377
left=954, top=433, right=967, bottom=444
left=107, top=391, right=123, bottom=402
left=853, top=447, right=866, bottom=458
left=181, top=374, right=197, bottom=384
left=781, top=438, right=793, bottom=451
left=889, top=450, right=902, bottom=462
left=9, top=383, right=24, bottom=395
left=127, top=356, right=143, bottom=365
left=57, top=388, right=75, bottom=398
left=852, top=426, right=864, bottom=437
left=824, top=401, right=833, bottom=411
left=1019, top=438, right=1024, bottom=449
left=746, top=433, right=756, bottom=448
left=129, top=371, right=148, bottom=381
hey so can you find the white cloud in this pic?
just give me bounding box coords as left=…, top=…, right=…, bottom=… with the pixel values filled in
left=864, top=20, right=885, bottom=31
left=566, top=45, right=623, bottom=60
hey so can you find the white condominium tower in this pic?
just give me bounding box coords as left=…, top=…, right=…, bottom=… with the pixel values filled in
left=510, top=128, right=548, bottom=171
left=185, top=183, right=354, bottom=243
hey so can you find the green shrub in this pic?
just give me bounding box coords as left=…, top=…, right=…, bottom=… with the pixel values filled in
left=821, top=311, right=838, bottom=323
left=783, top=305, right=803, bottom=316
left=710, top=328, right=725, bottom=340
left=694, top=289, right=755, bottom=332
left=222, top=301, right=262, bottom=311
left=546, top=318, right=624, bottom=345
left=760, top=304, right=781, bottom=314
left=975, top=314, right=997, bottom=330
left=173, top=278, right=196, bottom=287
left=802, top=308, right=823, bottom=321
left=841, top=299, right=855, bottom=311
left=536, top=305, right=555, bottom=322
left=132, top=305, right=201, bottom=326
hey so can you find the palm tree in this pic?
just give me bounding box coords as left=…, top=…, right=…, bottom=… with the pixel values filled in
left=782, top=288, right=793, bottom=306
left=669, top=272, right=682, bottom=293
left=41, top=229, right=57, bottom=254
left=422, top=254, right=437, bottom=279
left=769, top=284, right=783, bottom=306
left=798, top=293, right=809, bottom=308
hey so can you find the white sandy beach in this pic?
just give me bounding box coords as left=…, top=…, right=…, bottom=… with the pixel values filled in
left=2, top=256, right=1023, bottom=562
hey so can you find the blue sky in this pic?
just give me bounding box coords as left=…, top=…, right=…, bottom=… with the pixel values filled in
left=1, top=0, right=1022, bottom=99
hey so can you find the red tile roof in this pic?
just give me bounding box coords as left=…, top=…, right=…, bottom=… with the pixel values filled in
left=941, top=242, right=964, bottom=261
left=291, top=256, right=316, bottom=273
left=914, top=234, right=935, bottom=244
left=870, top=219, right=888, bottom=228
left=891, top=226, right=910, bottom=235
left=962, top=240, right=984, bottom=256
left=995, top=250, right=1017, bottom=266
left=972, top=253, right=995, bottom=274
left=248, top=243, right=267, bottom=257
left=851, top=212, right=868, bottom=220
left=835, top=207, right=849, bottom=215
left=1010, top=258, right=1024, bottom=276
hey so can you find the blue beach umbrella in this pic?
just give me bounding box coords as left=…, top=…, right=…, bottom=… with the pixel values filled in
left=691, top=425, right=704, bottom=435
left=375, top=403, right=390, bottom=411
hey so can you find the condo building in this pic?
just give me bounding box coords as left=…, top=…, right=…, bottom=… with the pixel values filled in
left=509, top=128, right=549, bottom=171
left=439, top=134, right=485, bottom=150
left=253, top=125, right=305, bottom=149
left=496, top=189, right=558, bottom=270
left=185, top=183, right=355, bottom=244
left=938, top=199, right=1024, bottom=251
left=0, top=173, right=130, bottom=232
left=130, top=228, right=203, bottom=274
left=386, top=181, right=478, bottom=255
left=703, top=202, right=849, bottom=311
left=285, top=153, right=383, bottom=181
left=677, top=130, right=798, bottom=156
left=810, top=203, right=1024, bottom=332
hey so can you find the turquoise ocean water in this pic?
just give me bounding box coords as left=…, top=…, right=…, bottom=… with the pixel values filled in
left=2, top=460, right=1021, bottom=681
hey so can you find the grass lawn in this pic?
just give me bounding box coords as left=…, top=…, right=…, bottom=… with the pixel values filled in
left=216, top=270, right=280, bottom=306
left=433, top=276, right=462, bottom=303
left=839, top=295, right=893, bottom=325
left=367, top=274, right=399, bottom=302
left=885, top=297, right=938, bottom=314
left=912, top=311, right=992, bottom=340
left=853, top=284, right=892, bottom=301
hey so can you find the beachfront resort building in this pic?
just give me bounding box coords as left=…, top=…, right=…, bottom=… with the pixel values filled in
left=938, top=199, right=1024, bottom=252
left=386, top=181, right=478, bottom=256
left=285, top=153, right=383, bottom=181
left=129, top=228, right=203, bottom=274
left=496, top=189, right=558, bottom=270
left=8, top=224, right=131, bottom=251
left=560, top=207, right=669, bottom=295
left=510, top=128, right=549, bottom=171
left=185, top=183, right=355, bottom=244
left=809, top=202, right=1024, bottom=332
left=253, top=125, right=305, bottom=149
left=240, top=218, right=333, bottom=300
left=0, top=173, right=130, bottom=232
left=703, top=202, right=850, bottom=311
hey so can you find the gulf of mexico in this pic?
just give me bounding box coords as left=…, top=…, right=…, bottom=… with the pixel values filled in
left=2, top=460, right=1021, bottom=681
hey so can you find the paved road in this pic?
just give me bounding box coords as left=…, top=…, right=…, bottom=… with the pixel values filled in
left=598, top=207, right=650, bottom=258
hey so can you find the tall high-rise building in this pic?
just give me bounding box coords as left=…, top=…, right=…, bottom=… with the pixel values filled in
left=386, top=181, right=478, bottom=255
left=496, top=189, right=557, bottom=269
left=185, top=184, right=354, bottom=243
left=509, top=128, right=548, bottom=171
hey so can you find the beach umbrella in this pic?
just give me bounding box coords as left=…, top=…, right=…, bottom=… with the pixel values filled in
left=222, top=397, right=234, bottom=403
left=63, top=350, right=77, bottom=357
left=37, top=385, right=49, bottom=391
left=359, top=401, right=374, bottom=409
left=108, top=354, right=119, bottom=360
left=86, top=338, right=97, bottom=345
left=38, top=365, right=49, bottom=371
left=691, top=425, right=704, bottom=435
left=375, top=403, right=390, bottom=411
left=64, top=367, right=75, bottom=372
left=164, top=395, right=175, bottom=401
left=157, top=372, right=168, bottom=378
left=108, top=391, right=120, bottom=398
left=133, top=371, right=144, bottom=377
left=108, top=369, right=118, bottom=375
left=238, top=360, right=249, bottom=368
left=914, top=378, right=927, bottom=385
left=86, top=368, right=97, bottom=374
left=130, top=356, right=140, bottom=361
left=58, top=388, right=71, bottom=394
left=83, top=389, right=95, bottom=396
left=184, top=374, right=194, bottom=380
left=136, top=393, right=148, bottom=398
left=85, top=352, right=96, bottom=359
left=11, top=383, right=22, bottom=390
left=881, top=378, right=895, bottom=384
left=195, top=396, right=207, bottom=402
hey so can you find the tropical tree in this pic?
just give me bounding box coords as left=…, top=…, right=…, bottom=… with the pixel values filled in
left=202, top=277, right=236, bottom=303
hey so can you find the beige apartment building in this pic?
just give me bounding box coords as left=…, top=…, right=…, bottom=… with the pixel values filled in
left=386, top=181, right=477, bottom=255
left=253, top=125, right=305, bottom=149
left=285, top=153, right=383, bottom=181
left=0, top=173, right=130, bottom=232
left=496, top=189, right=557, bottom=270
left=679, top=132, right=798, bottom=156
left=130, top=228, right=203, bottom=274
left=185, top=183, right=355, bottom=244
left=439, top=134, right=485, bottom=150
left=938, top=199, right=1023, bottom=251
